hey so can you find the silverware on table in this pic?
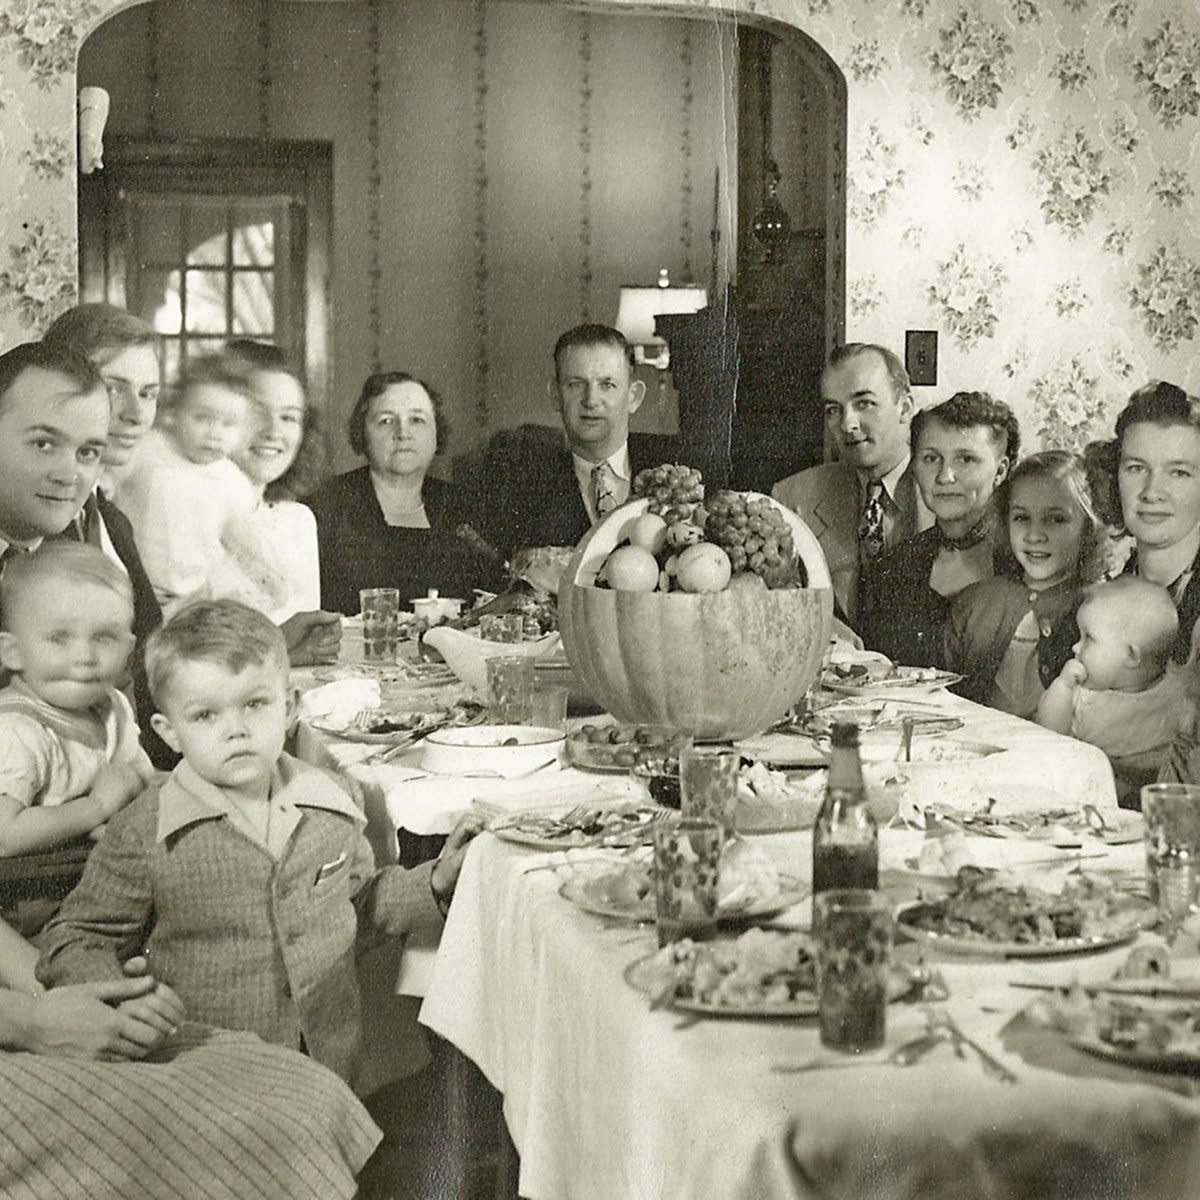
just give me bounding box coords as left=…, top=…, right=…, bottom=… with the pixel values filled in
left=773, top=1032, right=945, bottom=1074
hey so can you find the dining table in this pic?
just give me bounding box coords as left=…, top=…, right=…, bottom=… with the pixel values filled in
left=418, top=821, right=1200, bottom=1200
left=294, top=638, right=1200, bottom=1198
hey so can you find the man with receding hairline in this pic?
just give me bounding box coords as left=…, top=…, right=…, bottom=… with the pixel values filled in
left=464, top=323, right=681, bottom=559
left=0, top=342, right=110, bottom=558
left=772, top=342, right=933, bottom=624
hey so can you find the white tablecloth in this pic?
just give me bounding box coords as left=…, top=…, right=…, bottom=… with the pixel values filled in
left=420, top=829, right=1200, bottom=1200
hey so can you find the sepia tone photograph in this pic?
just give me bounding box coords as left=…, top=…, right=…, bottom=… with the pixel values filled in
left=1, top=0, right=1199, bottom=1196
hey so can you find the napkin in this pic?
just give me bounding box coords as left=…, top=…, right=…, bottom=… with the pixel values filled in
left=298, top=677, right=381, bottom=726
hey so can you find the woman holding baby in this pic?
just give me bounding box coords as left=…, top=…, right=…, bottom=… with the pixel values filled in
left=1086, top=381, right=1200, bottom=788
left=1090, top=381, right=1200, bottom=664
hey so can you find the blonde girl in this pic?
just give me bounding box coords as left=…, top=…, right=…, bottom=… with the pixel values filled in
left=945, top=450, right=1105, bottom=717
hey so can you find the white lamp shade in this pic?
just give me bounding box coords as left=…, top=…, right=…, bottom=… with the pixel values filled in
left=614, top=285, right=708, bottom=355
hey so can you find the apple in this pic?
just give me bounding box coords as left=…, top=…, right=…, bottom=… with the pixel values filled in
left=628, top=512, right=669, bottom=555
left=603, top=545, right=661, bottom=591
left=675, top=542, right=733, bottom=593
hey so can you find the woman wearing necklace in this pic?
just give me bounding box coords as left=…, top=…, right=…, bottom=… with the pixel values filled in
left=1090, top=380, right=1200, bottom=664
left=308, top=371, right=495, bottom=614
left=859, top=391, right=1019, bottom=668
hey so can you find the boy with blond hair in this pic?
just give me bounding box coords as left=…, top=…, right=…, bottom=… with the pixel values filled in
left=38, top=598, right=480, bottom=1083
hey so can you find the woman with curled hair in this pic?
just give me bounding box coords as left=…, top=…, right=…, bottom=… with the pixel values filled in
left=306, top=371, right=495, bottom=614
left=209, top=341, right=341, bottom=665
left=1087, top=380, right=1200, bottom=665
left=859, top=391, right=1019, bottom=667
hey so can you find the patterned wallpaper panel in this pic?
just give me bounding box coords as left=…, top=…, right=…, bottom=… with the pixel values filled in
left=0, top=0, right=1197, bottom=459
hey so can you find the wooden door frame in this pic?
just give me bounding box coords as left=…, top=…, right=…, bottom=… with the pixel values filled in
left=78, top=136, right=333, bottom=411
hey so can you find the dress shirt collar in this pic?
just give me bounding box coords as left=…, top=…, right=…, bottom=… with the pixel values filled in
left=572, top=443, right=632, bottom=522
left=0, top=532, right=41, bottom=558
left=859, top=453, right=910, bottom=507
left=157, top=752, right=364, bottom=844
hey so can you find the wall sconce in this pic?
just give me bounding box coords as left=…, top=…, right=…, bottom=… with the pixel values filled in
left=78, top=86, right=110, bottom=175
left=614, top=269, right=708, bottom=371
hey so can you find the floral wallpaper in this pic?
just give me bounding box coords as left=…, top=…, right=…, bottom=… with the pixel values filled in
left=0, top=0, right=1198, bottom=458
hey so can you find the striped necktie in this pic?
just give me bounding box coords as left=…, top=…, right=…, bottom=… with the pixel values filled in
left=591, top=462, right=618, bottom=519
left=858, top=480, right=886, bottom=564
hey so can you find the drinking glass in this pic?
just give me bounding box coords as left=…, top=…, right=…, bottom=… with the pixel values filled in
left=1141, top=783, right=1200, bottom=918
left=480, top=613, right=524, bottom=644
left=530, top=684, right=569, bottom=730
left=679, top=748, right=740, bottom=837
left=652, top=817, right=722, bottom=947
left=814, top=889, right=892, bottom=1053
left=485, top=656, right=535, bottom=723
left=359, top=588, right=401, bottom=662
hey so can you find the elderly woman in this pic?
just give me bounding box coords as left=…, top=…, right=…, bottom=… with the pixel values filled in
left=307, top=371, right=495, bottom=614
left=859, top=391, right=1019, bottom=667
left=0, top=916, right=379, bottom=1198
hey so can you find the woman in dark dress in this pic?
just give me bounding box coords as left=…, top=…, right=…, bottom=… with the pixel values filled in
left=859, top=391, right=1019, bottom=667
left=307, top=371, right=495, bottom=614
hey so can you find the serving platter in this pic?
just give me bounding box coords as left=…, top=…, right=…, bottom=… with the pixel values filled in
left=624, top=945, right=917, bottom=1018
left=491, top=804, right=667, bottom=850
left=931, top=802, right=1143, bottom=847
left=308, top=709, right=447, bottom=746
left=1068, top=1036, right=1200, bottom=1073
left=558, top=863, right=806, bottom=924
left=896, top=894, right=1155, bottom=959
left=822, top=667, right=963, bottom=697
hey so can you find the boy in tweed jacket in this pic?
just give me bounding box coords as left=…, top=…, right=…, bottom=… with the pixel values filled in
left=38, top=598, right=481, bottom=1084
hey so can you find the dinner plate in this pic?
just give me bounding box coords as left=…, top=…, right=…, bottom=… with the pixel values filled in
left=895, top=899, right=1155, bottom=959
left=308, top=710, right=444, bottom=745
left=558, top=866, right=806, bottom=924
left=823, top=669, right=964, bottom=697
left=623, top=954, right=916, bottom=1018
left=491, top=805, right=667, bottom=851
left=1067, top=1036, right=1200, bottom=1074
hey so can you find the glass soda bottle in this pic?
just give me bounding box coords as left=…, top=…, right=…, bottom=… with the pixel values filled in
left=812, top=721, right=878, bottom=895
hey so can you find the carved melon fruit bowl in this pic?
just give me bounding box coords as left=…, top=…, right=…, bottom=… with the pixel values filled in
left=558, top=495, right=834, bottom=740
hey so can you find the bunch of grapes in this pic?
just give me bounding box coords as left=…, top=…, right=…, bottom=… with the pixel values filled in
left=704, top=491, right=801, bottom=588
left=632, top=464, right=705, bottom=523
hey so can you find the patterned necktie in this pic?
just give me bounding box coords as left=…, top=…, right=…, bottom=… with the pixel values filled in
left=858, top=480, right=886, bottom=564
left=591, top=461, right=618, bottom=519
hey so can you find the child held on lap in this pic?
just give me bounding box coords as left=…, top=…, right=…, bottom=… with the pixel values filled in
left=0, top=542, right=154, bottom=857
left=119, top=356, right=258, bottom=609
left=946, top=451, right=1103, bottom=718
left=36, top=598, right=480, bottom=1083
left=1037, top=576, right=1193, bottom=802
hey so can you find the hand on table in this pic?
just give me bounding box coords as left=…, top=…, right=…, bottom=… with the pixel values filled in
left=282, top=610, right=342, bottom=666
left=431, top=813, right=487, bottom=912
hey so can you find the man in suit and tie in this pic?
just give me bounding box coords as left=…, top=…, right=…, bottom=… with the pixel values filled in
left=772, top=343, right=933, bottom=625
left=467, top=324, right=678, bottom=559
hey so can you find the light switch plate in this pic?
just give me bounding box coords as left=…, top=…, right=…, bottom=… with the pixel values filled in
left=905, top=330, right=938, bottom=387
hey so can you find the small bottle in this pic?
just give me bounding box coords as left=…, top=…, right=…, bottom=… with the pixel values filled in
left=812, top=722, right=878, bottom=896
